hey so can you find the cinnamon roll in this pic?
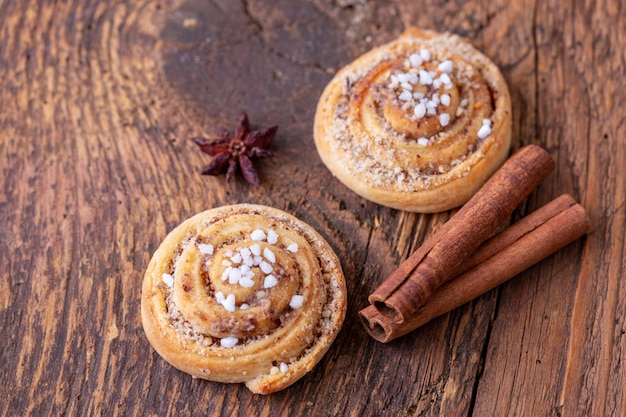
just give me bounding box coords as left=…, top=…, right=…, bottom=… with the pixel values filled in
left=141, top=204, right=347, bottom=394
left=314, top=28, right=512, bottom=212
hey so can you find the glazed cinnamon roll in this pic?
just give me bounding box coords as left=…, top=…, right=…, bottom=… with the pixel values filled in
left=141, top=204, right=346, bottom=394
left=314, top=28, right=512, bottom=212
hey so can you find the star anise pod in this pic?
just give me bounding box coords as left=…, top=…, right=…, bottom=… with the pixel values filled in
left=192, top=113, right=278, bottom=185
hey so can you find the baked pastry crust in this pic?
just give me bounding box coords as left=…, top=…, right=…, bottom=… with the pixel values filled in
left=141, top=204, right=347, bottom=394
left=314, top=27, right=512, bottom=212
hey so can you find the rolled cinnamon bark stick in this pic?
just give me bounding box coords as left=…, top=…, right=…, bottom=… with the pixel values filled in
left=360, top=194, right=590, bottom=342
left=369, top=145, right=555, bottom=323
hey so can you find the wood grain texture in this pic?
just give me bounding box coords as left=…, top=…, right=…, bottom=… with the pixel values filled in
left=0, top=0, right=623, bottom=416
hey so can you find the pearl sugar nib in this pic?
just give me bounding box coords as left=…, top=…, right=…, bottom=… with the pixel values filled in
left=391, top=48, right=460, bottom=128
left=192, top=113, right=278, bottom=185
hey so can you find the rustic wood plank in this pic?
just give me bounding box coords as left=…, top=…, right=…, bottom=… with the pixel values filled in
left=0, top=0, right=623, bottom=416
left=557, top=0, right=626, bottom=415
left=472, top=0, right=626, bottom=416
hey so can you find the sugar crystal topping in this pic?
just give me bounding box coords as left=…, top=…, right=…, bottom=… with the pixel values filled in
left=250, top=229, right=266, bottom=241
left=263, top=247, right=276, bottom=263
left=388, top=48, right=455, bottom=126
left=250, top=243, right=261, bottom=256
left=267, top=230, right=278, bottom=244
left=220, top=336, right=238, bottom=348
left=264, top=274, right=278, bottom=289
left=477, top=119, right=492, bottom=139
left=259, top=261, right=273, bottom=274
left=198, top=243, right=214, bottom=255
left=162, top=273, right=174, bottom=288
left=387, top=46, right=495, bottom=144
left=210, top=229, right=304, bottom=316
left=289, top=295, right=304, bottom=309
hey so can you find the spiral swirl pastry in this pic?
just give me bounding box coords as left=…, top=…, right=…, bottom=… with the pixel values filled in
left=314, top=28, right=512, bottom=212
left=141, top=204, right=347, bottom=394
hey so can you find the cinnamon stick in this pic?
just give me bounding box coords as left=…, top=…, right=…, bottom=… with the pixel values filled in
left=369, top=145, right=555, bottom=323
left=360, top=194, right=590, bottom=342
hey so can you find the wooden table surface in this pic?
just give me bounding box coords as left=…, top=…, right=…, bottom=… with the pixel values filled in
left=2, top=0, right=624, bottom=416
